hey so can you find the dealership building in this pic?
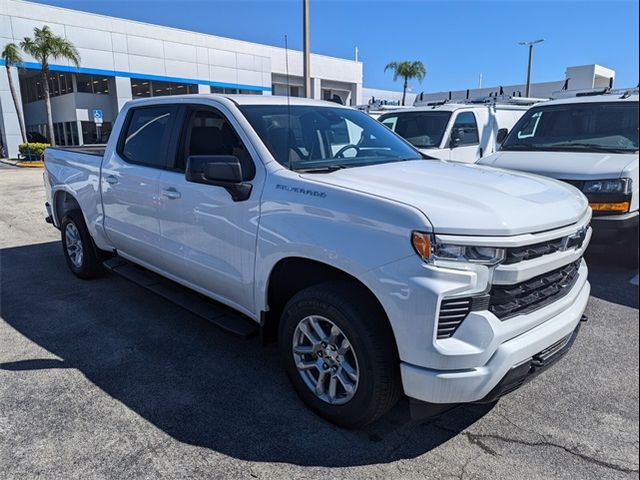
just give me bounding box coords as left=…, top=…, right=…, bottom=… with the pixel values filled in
left=0, top=0, right=364, bottom=157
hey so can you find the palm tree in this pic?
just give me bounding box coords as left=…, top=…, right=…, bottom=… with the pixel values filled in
left=384, top=60, right=426, bottom=106
left=2, top=43, right=27, bottom=144
left=20, top=26, right=80, bottom=146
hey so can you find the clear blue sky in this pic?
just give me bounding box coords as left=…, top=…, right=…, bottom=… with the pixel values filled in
left=30, top=0, right=639, bottom=93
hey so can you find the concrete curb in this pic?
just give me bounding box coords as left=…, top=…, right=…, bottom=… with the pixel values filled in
left=0, top=158, right=43, bottom=168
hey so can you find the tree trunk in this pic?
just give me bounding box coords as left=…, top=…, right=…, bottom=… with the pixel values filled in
left=402, top=77, right=408, bottom=106
left=5, top=65, right=27, bottom=143
left=42, top=68, right=55, bottom=146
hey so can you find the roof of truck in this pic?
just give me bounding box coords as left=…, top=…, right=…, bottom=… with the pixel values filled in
left=378, top=102, right=530, bottom=116
left=542, top=90, right=639, bottom=107
left=125, top=94, right=350, bottom=108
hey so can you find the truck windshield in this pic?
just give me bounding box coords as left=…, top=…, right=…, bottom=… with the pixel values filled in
left=501, top=102, right=639, bottom=153
left=239, top=105, right=422, bottom=171
left=378, top=111, right=451, bottom=148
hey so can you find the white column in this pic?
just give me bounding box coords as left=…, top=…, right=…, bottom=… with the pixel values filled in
left=76, top=120, right=84, bottom=146
left=311, top=78, right=322, bottom=100
left=350, top=83, right=363, bottom=106
left=114, top=76, right=132, bottom=112
left=0, top=66, right=24, bottom=158
left=197, top=84, right=209, bottom=94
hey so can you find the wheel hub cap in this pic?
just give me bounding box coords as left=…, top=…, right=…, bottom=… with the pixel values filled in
left=292, top=315, right=359, bottom=405
left=65, top=222, right=83, bottom=268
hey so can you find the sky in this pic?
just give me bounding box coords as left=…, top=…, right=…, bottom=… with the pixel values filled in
left=28, top=0, right=640, bottom=94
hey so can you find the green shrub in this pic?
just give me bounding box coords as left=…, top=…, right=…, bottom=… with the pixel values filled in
left=18, top=143, right=50, bottom=159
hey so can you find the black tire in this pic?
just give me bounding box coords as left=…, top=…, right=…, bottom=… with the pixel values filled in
left=279, top=281, right=401, bottom=428
left=60, top=210, right=105, bottom=279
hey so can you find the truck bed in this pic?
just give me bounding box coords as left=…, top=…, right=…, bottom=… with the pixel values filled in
left=47, top=145, right=107, bottom=157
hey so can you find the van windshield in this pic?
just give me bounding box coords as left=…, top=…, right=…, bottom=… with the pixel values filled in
left=378, top=111, right=451, bottom=148
left=501, top=101, right=639, bottom=153
left=239, top=105, right=422, bottom=172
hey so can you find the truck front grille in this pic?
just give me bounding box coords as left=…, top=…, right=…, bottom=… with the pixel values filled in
left=489, top=259, right=582, bottom=320
left=504, top=237, right=565, bottom=264
left=503, top=227, right=588, bottom=265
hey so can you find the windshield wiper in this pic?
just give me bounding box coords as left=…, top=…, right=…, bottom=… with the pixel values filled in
left=296, top=165, right=346, bottom=173
left=551, top=142, right=636, bottom=153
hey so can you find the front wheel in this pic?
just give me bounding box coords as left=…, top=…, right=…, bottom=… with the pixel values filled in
left=60, top=210, right=105, bottom=279
left=279, top=281, right=401, bottom=428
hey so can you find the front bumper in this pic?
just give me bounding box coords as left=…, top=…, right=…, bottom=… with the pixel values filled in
left=399, top=276, right=590, bottom=404
left=590, top=211, right=638, bottom=244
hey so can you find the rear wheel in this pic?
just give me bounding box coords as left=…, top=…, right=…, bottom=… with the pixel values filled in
left=60, top=210, right=105, bottom=279
left=279, top=281, right=401, bottom=428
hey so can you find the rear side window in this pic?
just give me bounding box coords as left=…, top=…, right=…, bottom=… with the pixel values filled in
left=452, top=112, right=479, bottom=146
left=119, top=106, right=174, bottom=167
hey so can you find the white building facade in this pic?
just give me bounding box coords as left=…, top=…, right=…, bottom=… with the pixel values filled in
left=0, top=0, right=363, bottom=157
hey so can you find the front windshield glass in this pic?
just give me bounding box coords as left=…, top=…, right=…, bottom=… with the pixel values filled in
left=239, top=105, right=422, bottom=171
left=378, top=111, right=451, bottom=148
left=501, top=101, right=639, bottom=153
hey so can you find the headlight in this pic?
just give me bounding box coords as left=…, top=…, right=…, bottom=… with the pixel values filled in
left=411, top=232, right=505, bottom=265
left=583, top=178, right=631, bottom=194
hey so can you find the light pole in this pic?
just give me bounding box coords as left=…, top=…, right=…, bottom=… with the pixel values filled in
left=303, top=0, right=311, bottom=98
left=518, top=38, right=544, bottom=97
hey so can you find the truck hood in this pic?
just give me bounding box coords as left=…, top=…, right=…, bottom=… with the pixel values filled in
left=302, top=160, right=588, bottom=236
left=478, top=151, right=638, bottom=179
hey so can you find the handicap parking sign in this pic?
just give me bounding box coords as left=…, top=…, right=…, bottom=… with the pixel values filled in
left=93, top=109, right=103, bottom=124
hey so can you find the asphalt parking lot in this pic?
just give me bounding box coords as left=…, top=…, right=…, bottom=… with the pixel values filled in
left=1, top=166, right=638, bottom=480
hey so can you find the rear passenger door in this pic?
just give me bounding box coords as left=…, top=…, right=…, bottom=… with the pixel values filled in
left=449, top=111, right=481, bottom=163
left=157, top=104, right=262, bottom=314
left=102, top=104, right=177, bottom=265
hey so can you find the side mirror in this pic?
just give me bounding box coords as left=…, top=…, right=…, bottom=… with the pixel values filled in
left=496, top=128, right=508, bottom=145
left=185, top=155, right=252, bottom=202
left=450, top=127, right=465, bottom=148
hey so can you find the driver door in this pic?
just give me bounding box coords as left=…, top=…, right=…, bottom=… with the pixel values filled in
left=157, top=105, right=262, bottom=313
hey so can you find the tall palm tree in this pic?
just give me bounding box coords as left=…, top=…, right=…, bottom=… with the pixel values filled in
left=20, top=26, right=80, bottom=146
left=384, top=60, right=426, bottom=106
left=2, top=43, right=27, bottom=144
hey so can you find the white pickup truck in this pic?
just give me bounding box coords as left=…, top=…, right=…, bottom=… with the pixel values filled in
left=377, top=99, right=535, bottom=163
left=478, top=89, right=639, bottom=263
left=44, top=95, right=591, bottom=427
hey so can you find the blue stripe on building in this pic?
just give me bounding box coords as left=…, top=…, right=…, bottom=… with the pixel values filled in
left=0, top=59, right=271, bottom=92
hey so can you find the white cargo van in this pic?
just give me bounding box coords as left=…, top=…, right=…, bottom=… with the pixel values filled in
left=479, top=89, right=639, bottom=262
left=377, top=98, right=539, bottom=163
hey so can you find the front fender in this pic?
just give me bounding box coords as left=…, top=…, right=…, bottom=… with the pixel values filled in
left=254, top=170, right=430, bottom=313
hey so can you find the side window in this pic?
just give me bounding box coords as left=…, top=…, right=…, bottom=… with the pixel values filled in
left=380, top=116, right=398, bottom=131
left=119, top=106, right=174, bottom=167
left=177, top=109, right=256, bottom=181
left=452, top=112, right=479, bottom=146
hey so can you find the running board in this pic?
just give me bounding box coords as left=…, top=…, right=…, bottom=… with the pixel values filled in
left=103, top=257, right=258, bottom=338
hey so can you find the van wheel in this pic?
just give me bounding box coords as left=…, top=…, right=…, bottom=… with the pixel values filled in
left=279, top=281, right=401, bottom=428
left=60, top=210, right=104, bottom=279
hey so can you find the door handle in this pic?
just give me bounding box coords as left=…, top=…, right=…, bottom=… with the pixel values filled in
left=161, top=188, right=182, bottom=200
left=105, top=174, right=118, bottom=185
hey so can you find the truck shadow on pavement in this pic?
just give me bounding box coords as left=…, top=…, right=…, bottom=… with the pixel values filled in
left=584, top=249, right=639, bottom=309
left=1, top=241, right=496, bottom=467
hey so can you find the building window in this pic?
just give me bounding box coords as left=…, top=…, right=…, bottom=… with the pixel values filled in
left=76, top=74, right=110, bottom=95
left=20, top=71, right=74, bottom=104
left=131, top=79, right=198, bottom=97
left=81, top=121, right=113, bottom=144
left=209, top=86, right=261, bottom=95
